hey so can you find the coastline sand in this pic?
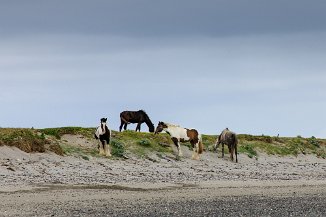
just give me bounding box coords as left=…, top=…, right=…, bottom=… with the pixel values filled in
left=1, top=134, right=325, bottom=216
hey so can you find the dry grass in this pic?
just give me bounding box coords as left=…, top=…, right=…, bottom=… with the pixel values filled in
left=0, top=128, right=63, bottom=155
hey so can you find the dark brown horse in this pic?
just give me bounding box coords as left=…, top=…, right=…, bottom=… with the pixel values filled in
left=119, top=110, right=154, bottom=132
left=214, top=128, right=238, bottom=162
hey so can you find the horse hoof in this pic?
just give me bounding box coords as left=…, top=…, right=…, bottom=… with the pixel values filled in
left=192, top=156, right=200, bottom=160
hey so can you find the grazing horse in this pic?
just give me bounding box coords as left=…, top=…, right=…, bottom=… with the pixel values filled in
left=214, top=128, right=238, bottom=163
left=94, top=118, right=111, bottom=157
left=119, top=110, right=154, bottom=132
left=155, top=121, right=203, bottom=160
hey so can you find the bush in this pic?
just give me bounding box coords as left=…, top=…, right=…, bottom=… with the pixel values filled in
left=137, top=139, right=152, bottom=147
left=308, top=136, right=320, bottom=148
left=111, top=140, right=125, bottom=157
left=239, top=144, right=257, bottom=158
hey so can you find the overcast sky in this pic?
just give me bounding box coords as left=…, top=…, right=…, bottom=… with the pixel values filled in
left=0, top=0, right=325, bottom=137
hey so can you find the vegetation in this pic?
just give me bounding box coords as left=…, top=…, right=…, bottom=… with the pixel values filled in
left=236, top=135, right=326, bottom=159
left=0, top=128, right=63, bottom=155
left=111, top=130, right=173, bottom=158
left=40, top=127, right=94, bottom=139
left=0, top=127, right=325, bottom=160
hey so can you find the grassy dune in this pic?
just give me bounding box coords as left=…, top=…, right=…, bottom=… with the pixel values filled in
left=0, top=127, right=325, bottom=159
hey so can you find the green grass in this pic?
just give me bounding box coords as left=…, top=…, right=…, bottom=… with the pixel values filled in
left=0, top=128, right=47, bottom=153
left=238, top=143, right=258, bottom=159
left=111, top=130, right=173, bottom=157
left=39, top=127, right=95, bottom=139
left=202, top=134, right=217, bottom=151
left=1, top=127, right=325, bottom=160
left=236, top=135, right=326, bottom=158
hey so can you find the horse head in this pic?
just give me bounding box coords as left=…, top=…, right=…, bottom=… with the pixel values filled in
left=154, top=121, right=166, bottom=134
left=101, top=118, right=107, bottom=123
left=149, top=123, right=155, bottom=133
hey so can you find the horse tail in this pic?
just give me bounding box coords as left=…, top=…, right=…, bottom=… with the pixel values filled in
left=198, top=135, right=204, bottom=154
left=234, top=133, right=238, bottom=163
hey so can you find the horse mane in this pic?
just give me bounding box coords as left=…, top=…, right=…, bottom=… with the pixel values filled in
left=138, top=109, right=147, bottom=115
left=139, top=110, right=153, bottom=123
left=164, top=122, right=181, bottom=128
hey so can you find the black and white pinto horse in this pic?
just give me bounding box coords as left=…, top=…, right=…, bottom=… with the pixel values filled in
left=119, top=110, right=154, bottom=132
left=94, top=118, right=111, bottom=157
left=214, top=128, right=238, bottom=162
left=155, top=121, right=204, bottom=160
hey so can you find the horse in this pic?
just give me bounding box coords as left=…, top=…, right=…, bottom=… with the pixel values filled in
left=214, top=128, right=238, bottom=163
left=94, top=118, right=111, bottom=157
left=154, top=121, right=204, bottom=160
left=119, top=110, right=154, bottom=132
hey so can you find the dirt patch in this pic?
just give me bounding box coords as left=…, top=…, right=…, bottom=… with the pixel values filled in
left=60, top=134, right=96, bottom=149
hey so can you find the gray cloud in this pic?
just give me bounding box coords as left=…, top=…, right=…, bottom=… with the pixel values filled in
left=0, top=0, right=325, bottom=37
left=0, top=1, right=325, bottom=137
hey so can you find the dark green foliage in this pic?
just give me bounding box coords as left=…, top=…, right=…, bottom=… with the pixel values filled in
left=110, top=139, right=125, bottom=157
left=308, top=136, right=320, bottom=148
left=238, top=144, right=257, bottom=158
left=137, top=139, right=152, bottom=147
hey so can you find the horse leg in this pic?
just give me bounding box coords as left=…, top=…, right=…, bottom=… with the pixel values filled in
left=136, top=123, right=141, bottom=132
left=99, top=140, right=105, bottom=155
left=119, top=120, right=124, bottom=132
left=214, top=140, right=219, bottom=152
left=172, top=137, right=182, bottom=157
left=222, top=143, right=224, bottom=158
left=104, top=140, right=111, bottom=157
left=229, top=146, right=234, bottom=161
left=191, top=141, right=200, bottom=160
left=191, top=141, right=196, bottom=160
left=123, top=123, right=127, bottom=130
left=177, top=141, right=183, bottom=157
left=235, top=143, right=238, bottom=163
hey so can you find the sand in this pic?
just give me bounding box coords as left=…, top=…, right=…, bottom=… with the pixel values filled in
left=0, top=134, right=325, bottom=216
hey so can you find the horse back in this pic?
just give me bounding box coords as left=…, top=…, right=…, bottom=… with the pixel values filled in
left=120, top=111, right=145, bottom=123
left=186, top=129, right=198, bottom=140
left=220, top=131, right=237, bottom=147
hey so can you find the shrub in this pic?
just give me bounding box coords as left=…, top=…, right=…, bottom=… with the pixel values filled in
left=137, top=139, right=152, bottom=147
left=239, top=144, right=257, bottom=158
left=308, top=136, right=320, bottom=148
left=111, top=140, right=125, bottom=157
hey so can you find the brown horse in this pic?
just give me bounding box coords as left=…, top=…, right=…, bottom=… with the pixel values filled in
left=214, top=128, right=238, bottom=162
left=119, top=110, right=154, bottom=132
left=155, top=121, right=203, bottom=160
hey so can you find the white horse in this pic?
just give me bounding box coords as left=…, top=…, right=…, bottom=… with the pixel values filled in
left=94, top=118, right=111, bottom=157
left=154, top=121, right=203, bottom=160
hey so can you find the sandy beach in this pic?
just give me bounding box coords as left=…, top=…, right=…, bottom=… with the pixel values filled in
left=1, top=134, right=326, bottom=216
